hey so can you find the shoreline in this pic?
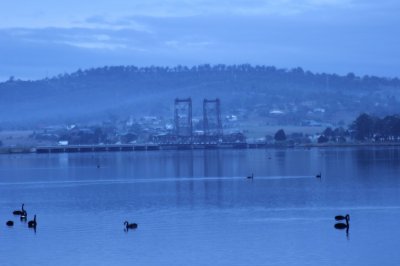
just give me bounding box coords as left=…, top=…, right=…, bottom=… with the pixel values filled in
left=1, top=142, right=400, bottom=154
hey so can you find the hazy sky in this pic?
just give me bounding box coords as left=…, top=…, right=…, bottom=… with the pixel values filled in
left=1, top=0, right=399, bottom=80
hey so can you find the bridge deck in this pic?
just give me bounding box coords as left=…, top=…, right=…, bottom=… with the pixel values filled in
left=35, top=143, right=265, bottom=153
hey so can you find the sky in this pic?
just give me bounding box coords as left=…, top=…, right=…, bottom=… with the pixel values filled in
left=1, top=0, right=399, bottom=81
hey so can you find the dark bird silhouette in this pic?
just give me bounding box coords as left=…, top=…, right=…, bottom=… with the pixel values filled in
left=13, top=203, right=25, bottom=215
left=28, top=215, right=37, bottom=228
left=334, top=223, right=348, bottom=229
left=316, top=172, right=322, bottom=179
left=124, top=221, right=138, bottom=229
left=334, top=214, right=350, bottom=230
left=6, top=220, right=14, bottom=226
left=335, top=214, right=350, bottom=221
left=247, top=173, right=254, bottom=179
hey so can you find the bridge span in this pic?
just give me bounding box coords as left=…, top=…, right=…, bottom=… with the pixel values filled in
left=35, top=143, right=266, bottom=153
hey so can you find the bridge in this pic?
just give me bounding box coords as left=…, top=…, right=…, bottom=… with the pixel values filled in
left=35, top=143, right=266, bottom=153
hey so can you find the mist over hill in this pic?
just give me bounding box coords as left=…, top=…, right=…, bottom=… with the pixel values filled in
left=1, top=64, right=400, bottom=129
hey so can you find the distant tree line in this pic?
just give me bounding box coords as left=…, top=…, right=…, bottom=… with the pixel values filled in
left=5, top=64, right=400, bottom=91
left=317, top=127, right=349, bottom=143
left=272, top=112, right=400, bottom=144
left=57, top=65, right=400, bottom=91
left=351, top=113, right=400, bottom=141
left=272, top=126, right=349, bottom=145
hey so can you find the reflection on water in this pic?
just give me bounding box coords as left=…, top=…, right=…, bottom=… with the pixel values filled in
left=1, top=147, right=400, bottom=265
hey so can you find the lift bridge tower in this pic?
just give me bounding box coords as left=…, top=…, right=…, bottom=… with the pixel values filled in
left=174, top=98, right=193, bottom=143
left=203, top=98, right=223, bottom=143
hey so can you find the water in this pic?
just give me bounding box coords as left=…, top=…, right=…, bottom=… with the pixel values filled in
left=1, top=147, right=400, bottom=265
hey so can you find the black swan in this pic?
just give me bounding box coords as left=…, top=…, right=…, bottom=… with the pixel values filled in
left=28, top=215, right=37, bottom=228
left=334, top=215, right=350, bottom=230
left=335, top=214, right=350, bottom=221
left=247, top=173, right=254, bottom=179
left=124, top=221, right=138, bottom=229
left=13, top=203, right=25, bottom=215
left=316, top=172, right=322, bottom=179
left=6, top=220, right=14, bottom=226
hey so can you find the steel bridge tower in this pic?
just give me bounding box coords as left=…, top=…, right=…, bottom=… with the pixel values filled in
left=203, top=98, right=222, bottom=142
left=174, top=98, right=193, bottom=143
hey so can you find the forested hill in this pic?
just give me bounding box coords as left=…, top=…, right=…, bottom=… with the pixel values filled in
left=1, top=64, right=400, bottom=127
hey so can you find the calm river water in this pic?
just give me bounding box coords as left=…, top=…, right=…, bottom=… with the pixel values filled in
left=1, top=147, right=400, bottom=265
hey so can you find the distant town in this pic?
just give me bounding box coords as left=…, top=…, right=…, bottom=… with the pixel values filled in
left=2, top=65, right=400, bottom=152
left=1, top=94, right=399, bottom=153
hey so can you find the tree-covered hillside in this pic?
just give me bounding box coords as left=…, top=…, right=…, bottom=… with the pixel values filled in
left=1, top=64, right=400, bottom=128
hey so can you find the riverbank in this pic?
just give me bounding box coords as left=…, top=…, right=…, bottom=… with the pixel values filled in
left=2, top=142, right=400, bottom=154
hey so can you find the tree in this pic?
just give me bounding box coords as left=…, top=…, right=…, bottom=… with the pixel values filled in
left=274, top=129, right=286, bottom=141
left=333, top=127, right=346, bottom=137
left=318, top=135, right=329, bottom=143
left=323, top=127, right=333, bottom=137
left=351, top=113, right=375, bottom=141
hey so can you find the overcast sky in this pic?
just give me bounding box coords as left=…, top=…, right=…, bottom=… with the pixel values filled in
left=1, top=0, right=399, bottom=80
